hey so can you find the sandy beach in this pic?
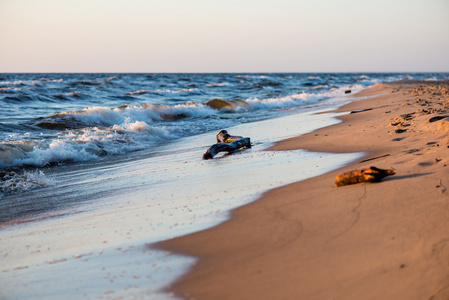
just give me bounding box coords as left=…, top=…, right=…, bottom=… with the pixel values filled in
left=157, top=81, right=449, bottom=300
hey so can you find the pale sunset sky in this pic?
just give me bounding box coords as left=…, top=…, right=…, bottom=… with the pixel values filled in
left=0, top=0, right=448, bottom=72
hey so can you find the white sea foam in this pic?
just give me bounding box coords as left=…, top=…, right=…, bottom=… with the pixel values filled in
left=62, top=102, right=216, bottom=126
left=152, top=88, right=202, bottom=96
left=0, top=87, right=21, bottom=93
left=66, top=86, right=360, bottom=126
left=1, top=120, right=177, bottom=168
left=1, top=102, right=218, bottom=168
left=65, top=106, right=126, bottom=126
left=246, top=85, right=363, bottom=110
left=0, top=170, right=53, bottom=196
left=0, top=80, right=30, bottom=86
left=124, top=90, right=150, bottom=95
left=40, top=78, right=63, bottom=83
left=0, top=79, right=62, bottom=86
left=205, top=82, right=229, bottom=87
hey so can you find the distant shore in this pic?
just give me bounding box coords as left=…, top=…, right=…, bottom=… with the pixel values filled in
left=158, top=80, right=449, bottom=300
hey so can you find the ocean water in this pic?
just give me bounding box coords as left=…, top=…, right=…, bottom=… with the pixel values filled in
left=3, top=72, right=447, bottom=174
left=1, top=73, right=448, bottom=299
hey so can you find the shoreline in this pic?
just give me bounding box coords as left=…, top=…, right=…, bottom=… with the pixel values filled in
left=0, top=92, right=364, bottom=299
left=157, top=80, right=449, bottom=299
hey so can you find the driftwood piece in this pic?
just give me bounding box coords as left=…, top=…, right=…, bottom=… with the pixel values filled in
left=216, top=130, right=243, bottom=143
left=203, top=131, right=251, bottom=160
left=335, top=166, right=395, bottom=187
left=203, top=138, right=251, bottom=160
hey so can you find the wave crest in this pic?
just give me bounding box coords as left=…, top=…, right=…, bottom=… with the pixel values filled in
left=27, top=85, right=362, bottom=133
left=4, top=84, right=363, bottom=169
left=1, top=121, right=176, bottom=168
left=29, top=102, right=217, bottom=131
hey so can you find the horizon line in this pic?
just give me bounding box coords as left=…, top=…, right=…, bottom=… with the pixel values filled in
left=1, top=71, right=449, bottom=74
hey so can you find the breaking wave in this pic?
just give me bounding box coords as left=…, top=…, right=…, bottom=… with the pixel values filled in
left=0, top=170, right=54, bottom=196
left=0, top=122, right=175, bottom=169
left=29, top=102, right=216, bottom=130
left=32, top=85, right=361, bottom=130
left=0, top=85, right=365, bottom=169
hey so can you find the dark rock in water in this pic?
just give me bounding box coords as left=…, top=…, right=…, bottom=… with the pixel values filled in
left=345, top=90, right=352, bottom=94
left=204, top=98, right=250, bottom=110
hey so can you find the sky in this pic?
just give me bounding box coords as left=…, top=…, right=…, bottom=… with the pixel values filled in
left=0, top=0, right=448, bottom=73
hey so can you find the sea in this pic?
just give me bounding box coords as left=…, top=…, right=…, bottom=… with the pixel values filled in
left=1, top=73, right=448, bottom=299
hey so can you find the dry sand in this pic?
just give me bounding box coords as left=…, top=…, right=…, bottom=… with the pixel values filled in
left=157, top=81, right=449, bottom=300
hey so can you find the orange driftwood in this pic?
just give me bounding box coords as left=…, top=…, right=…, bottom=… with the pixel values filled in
left=335, top=166, right=395, bottom=187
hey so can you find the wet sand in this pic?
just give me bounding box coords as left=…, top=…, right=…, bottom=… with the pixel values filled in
left=157, top=81, right=449, bottom=300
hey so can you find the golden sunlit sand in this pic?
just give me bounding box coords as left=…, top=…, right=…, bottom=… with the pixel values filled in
left=158, top=80, right=449, bottom=300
